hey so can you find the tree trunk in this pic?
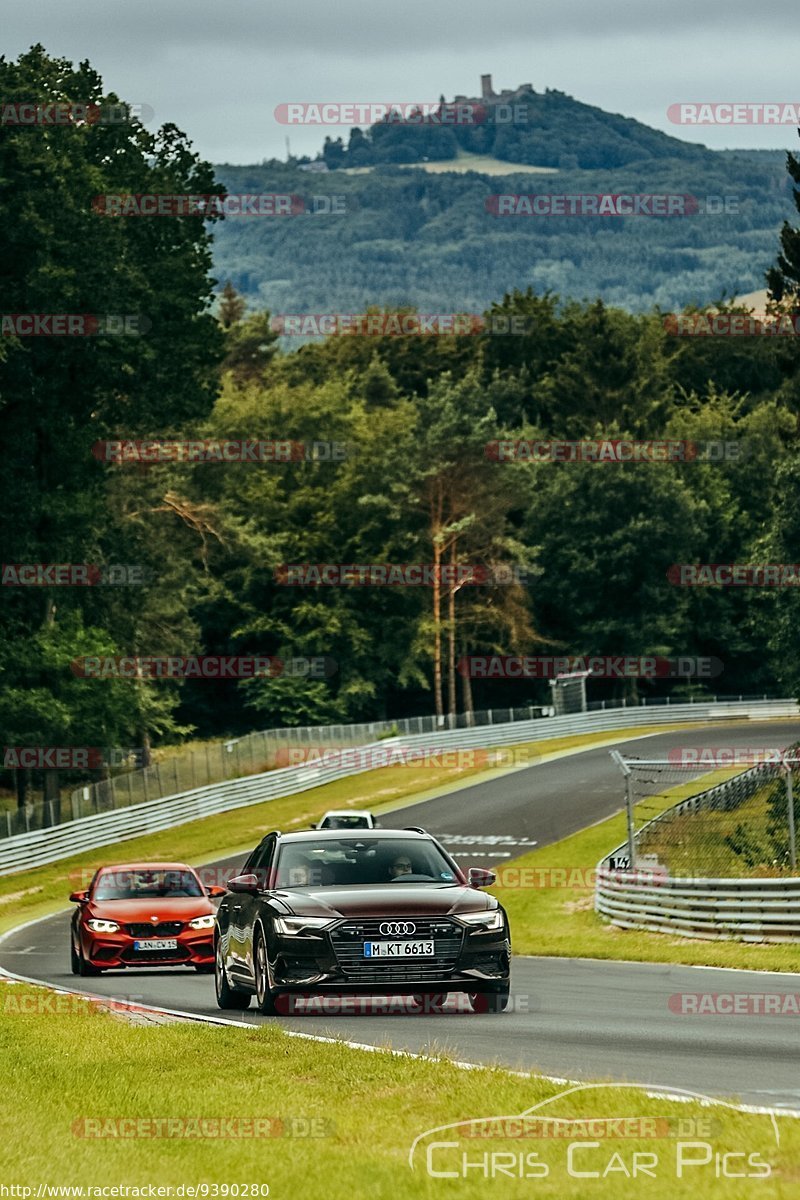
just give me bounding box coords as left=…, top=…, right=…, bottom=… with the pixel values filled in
left=431, top=488, right=443, bottom=720
left=460, top=639, right=475, bottom=726
left=140, top=726, right=152, bottom=769
left=447, top=542, right=457, bottom=717
left=43, top=769, right=61, bottom=825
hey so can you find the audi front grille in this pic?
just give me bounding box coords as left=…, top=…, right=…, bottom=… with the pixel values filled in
left=330, top=917, right=463, bottom=982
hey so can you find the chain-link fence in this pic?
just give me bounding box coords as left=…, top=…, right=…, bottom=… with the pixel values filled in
left=611, top=745, right=800, bottom=878
left=1, top=691, right=783, bottom=841
left=2, top=702, right=555, bottom=838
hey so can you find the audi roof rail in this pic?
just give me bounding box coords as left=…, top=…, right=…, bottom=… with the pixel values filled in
left=403, top=826, right=427, bottom=834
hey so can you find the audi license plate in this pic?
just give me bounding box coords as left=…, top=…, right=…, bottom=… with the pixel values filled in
left=363, top=941, right=434, bottom=957
left=133, top=939, right=178, bottom=951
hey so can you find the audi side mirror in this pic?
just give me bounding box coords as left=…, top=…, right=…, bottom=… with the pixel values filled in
left=69, top=890, right=89, bottom=903
left=227, top=873, right=260, bottom=895
left=468, top=867, right=496, bottom=889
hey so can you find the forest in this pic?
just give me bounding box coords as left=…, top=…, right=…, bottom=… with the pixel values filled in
left=3, top=47, right=800, bottom=805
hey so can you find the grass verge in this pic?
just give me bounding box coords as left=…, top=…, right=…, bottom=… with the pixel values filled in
left=495, top=768, right=800, bottom=973
left=638, top=774, right=793, bottom=878
left=1, top=979, right=797, bottom=1197
left=0, top=724, right=701, bottom=938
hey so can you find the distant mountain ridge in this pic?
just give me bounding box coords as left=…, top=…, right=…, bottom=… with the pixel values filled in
left=213, top=146, right=792, bottom=317
left=307, top=74, right=713, bottom=172
left=213, top=81, right=794, bottom=318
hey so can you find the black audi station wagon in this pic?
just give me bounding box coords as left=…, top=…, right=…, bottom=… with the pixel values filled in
left=214, top=828, right=511, bottom=1014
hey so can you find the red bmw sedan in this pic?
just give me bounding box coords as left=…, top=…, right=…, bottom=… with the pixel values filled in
left=70, top=862, right=226, bottom=975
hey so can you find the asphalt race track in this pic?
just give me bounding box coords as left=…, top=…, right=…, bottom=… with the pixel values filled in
left=3, top=722, right=800, bottom=1111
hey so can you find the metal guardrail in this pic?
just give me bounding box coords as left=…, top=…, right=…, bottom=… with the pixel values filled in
left=595, top=751, right=800, bottom=943
left=1, top=698, right=797, bottom=877
left=18, top=703, right=555, bottom=838
left=49, top=693, right=776, bottom=831
left=595, top=871, right=800, bottom=942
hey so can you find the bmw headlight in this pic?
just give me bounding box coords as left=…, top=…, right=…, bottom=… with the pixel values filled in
left=274, top=916, right=335, bottom=935
left=188, top=914, right=216, bottom=930
left=460, top=909, right=504, bottom=933
left=87, top=919, right=120, bottom=933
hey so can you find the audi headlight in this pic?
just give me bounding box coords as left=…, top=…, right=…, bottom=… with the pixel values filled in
left=274, top=916, right=335, bottom=935
left=87, top=919, right=120, bottom=933
left=188, top=914, right=216, bottom=930
left=460, top=909, right=504, bottom=932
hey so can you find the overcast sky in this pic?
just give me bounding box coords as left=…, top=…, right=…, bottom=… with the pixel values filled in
left=4, top=0, right=800, bottom=163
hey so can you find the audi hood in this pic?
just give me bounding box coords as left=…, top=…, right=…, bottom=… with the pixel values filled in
left=270, top=884, right=500, bottom=920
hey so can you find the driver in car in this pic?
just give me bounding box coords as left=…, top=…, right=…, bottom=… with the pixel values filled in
left=388, top=854, right=413, bottom=880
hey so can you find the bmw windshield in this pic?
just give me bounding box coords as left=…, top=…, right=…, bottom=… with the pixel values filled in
left=93, top=869, right=205, bottom=900
left=274, top=839, right=460, bottom=888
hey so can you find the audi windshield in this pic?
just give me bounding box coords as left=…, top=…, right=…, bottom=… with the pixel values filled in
left=274, top=838, right=460, bottom=888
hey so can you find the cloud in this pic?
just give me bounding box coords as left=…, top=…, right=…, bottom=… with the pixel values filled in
left=3, top=1, right=800, bottom=161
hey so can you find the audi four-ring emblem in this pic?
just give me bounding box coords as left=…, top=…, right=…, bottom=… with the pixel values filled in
left=379, top=921, right=416, bottom=936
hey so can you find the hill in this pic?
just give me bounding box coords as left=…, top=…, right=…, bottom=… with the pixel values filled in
left=212, top=147, right=794, bottom=317
left=308, top=77, right=713, bottom=172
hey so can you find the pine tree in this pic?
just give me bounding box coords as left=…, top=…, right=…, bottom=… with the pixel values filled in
left=218, top=281, right=246, bottom=329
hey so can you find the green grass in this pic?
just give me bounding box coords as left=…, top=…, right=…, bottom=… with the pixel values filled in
left=0, top=723, right=700, bottom=938
left=495, top=768, right=800, bottom=973
left=1, top=979, right=797, bottom=1197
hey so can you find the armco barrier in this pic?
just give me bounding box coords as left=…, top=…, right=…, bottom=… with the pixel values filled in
left=595, top=871, right=800, bottom=942
left=63, top=702, right=555, bottom=825
left=595, top=751, right=800, bottom=943
left=1, top=699, right=797, bottom=876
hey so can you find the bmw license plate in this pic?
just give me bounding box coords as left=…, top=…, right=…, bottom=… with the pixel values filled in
left=133, top=939, right=178, bottom=951
left=363, top=941, right=434, bottom=957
